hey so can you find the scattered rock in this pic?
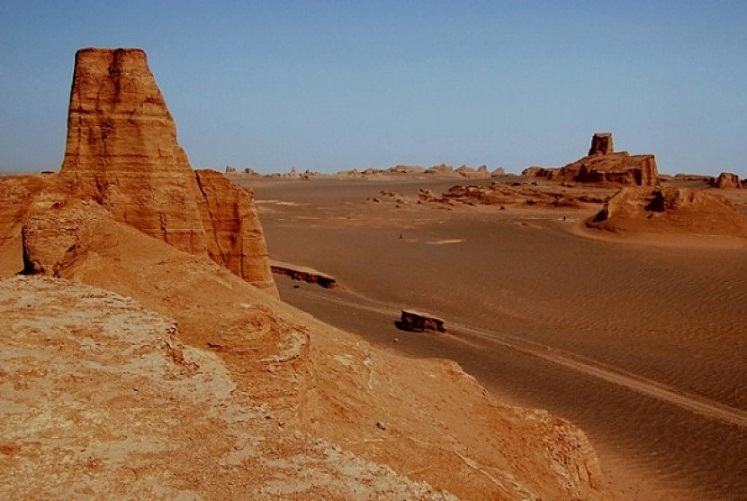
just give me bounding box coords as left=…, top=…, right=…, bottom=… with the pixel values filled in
left=270, top=261, right=341, bottom=289
left=399, top=309, right=446, bottom=333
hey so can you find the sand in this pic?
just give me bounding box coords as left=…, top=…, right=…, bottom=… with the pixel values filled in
left=241, top=174, right=747, bottom=500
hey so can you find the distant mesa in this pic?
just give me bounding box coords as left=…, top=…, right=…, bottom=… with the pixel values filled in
left=710, top=172, right=742, bottom=189
left=523, top=132, right=659, bottom=186
left=586, top=186, right=747, bottom=238
left=225, top=165, right=236, bottom=173
left=425, top=164, right=456, bottom=176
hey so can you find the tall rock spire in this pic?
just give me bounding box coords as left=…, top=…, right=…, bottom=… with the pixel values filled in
left=58, top=47, right=277, bottom=294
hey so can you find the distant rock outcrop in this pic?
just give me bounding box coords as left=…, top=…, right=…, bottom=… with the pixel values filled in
left=588, top=132, right=614, bottom=156
left=587, top=187, right=747, bottom=238
left=425, top=164, right=456, bottom=175
left=54, top=48, right=276, bottom=294
left=21, top=201, right=118, bottom=278
left=270, top=260, right=341, bottom=289
left=710, top=172, right=742, bottom=189
left=526, top=133, right=659, bottom=186
left=194, top=170, right=275, bottom=293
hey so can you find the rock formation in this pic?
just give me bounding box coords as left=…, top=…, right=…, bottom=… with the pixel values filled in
left=399, top=309, right=446, bottom=332
left=710, top=172, right=742, bottom=189
left=587, top=187, right=747, bottom=238
left=588, top=132, right=614, bottom=156
left=270, top=260, right=341, bottom=289
left=54, top=47, right=276, bottom=294
left=525, top=133, right=659, bottom=186
left=194, top=170, right=276, bottom=293
left=438, top=182, right=601, bottom=208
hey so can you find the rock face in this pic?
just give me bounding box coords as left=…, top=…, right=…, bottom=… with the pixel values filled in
left=525, top=133, right=659, bottom=186
left=194, top=170, right=275, bottom=293
left=21, top=201, right=118, bottom=278
left=711, top=172, right=742, bottom=189
left=270, top=260, right=341, bottom=289
left=55, top=48, right=276, bottom=294
left=588, top=132, right=614, bottom=156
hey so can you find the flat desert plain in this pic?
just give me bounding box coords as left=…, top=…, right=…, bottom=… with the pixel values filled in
left=239, top=174, right=747, bottom=500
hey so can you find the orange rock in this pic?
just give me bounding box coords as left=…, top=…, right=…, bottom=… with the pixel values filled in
left=710, top=172, right=742, bottom=189
left=54, top=47, right=276, bottom=294
left=195, top=169, right=276, bottom=293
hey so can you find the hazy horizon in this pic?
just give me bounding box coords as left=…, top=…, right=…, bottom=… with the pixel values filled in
left=1, top=1, right=745, bottom=176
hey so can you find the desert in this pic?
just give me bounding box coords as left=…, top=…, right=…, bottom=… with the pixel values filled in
left=1, top=45, right=746, bottom=501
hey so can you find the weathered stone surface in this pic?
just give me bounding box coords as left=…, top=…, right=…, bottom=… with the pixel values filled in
left=0, top=174, right=56, bottom=247
left=58, top=48, right=208, bottom=254
left=710, top=172, right=742, bottom=189
left=55, top=47, right=276, bottom=294
left=22, top=200, right=119, bottom=278
left=399, top=309, right=446, bottom=332
left=588, top=132, right=614, bottom=156
left=195, top=169, right=277, bottom=294
left=425, top=164, right=456, bottom=175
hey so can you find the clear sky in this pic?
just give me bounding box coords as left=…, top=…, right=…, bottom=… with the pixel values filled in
left=1, top=1, right=746, bottom=176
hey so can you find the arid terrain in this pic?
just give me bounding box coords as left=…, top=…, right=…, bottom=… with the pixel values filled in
left=235, top=170, right=747, bottom=500
left=1, top=48, right=614, bottom=500
left=2, top=45, right=746, bottom=500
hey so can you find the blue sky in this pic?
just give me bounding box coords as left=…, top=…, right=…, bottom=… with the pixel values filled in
left=1, top=1, right=746, bottom=175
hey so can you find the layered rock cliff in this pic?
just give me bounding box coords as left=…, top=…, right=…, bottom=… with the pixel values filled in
left=194, top=169, right=275, bottom=293
left=56, top=47, right=276, bottom=293
left=2, top=47, right=612, bottom=500
left=710, top=172, right=742, bottom=189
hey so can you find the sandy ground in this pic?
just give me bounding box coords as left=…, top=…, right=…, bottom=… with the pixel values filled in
left=243, top=174, right=747, bottom=500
